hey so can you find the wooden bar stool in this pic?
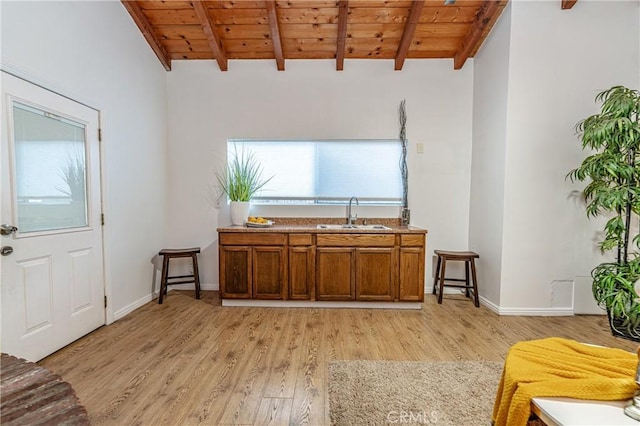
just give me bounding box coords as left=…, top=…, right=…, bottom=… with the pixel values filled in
left=158, top=248, right=201, bottom=304
left=432, top=250, right=480, bottom=307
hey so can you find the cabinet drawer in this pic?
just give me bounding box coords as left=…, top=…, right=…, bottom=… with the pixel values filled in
left=220, top=233, right=287, bottom=246
left=400, top=234, right=425, bottom=247
left=317, top=234, right=395, bottom=247
left=289, top=234, right=313, bottom=246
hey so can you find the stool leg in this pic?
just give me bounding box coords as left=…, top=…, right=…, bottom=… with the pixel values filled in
left=470, top=258, right=480, bottom=308
left=437, top=259, right=447, bottom=304
left=432, top=255, right=442, bottom=295
left=159, top=255, right=169, bottom=304
left=464, top=260, right=470, bottom=298
left=192, top=253, right=201, bottom=300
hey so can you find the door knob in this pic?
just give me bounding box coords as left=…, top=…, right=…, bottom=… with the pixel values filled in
left=1, top=224, right=18, bottom=236
left=1, top=246, right=13, bottom=256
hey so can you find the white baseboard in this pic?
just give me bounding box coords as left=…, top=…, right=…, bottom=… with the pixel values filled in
left=426, top=286, right=468, bottom=295
left=114, top=284, right=573, bottom=319
left=112, top=283, right=217, bottom=321
left=479, top=295, right=574, bottom=316
left=429, top=286, right=573, bottom=315
left=164, top=283, right=217, bottom=291
left=113, top=293, right=153, bottom=321
left=497, top=307, right=574, bottom=316
left=222, top=299, right=422, bottom=310
left=479, top=296, right=499, bottom=314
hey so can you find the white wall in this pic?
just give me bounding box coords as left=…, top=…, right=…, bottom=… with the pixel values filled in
left=501, top=0, right=640, bottom=311
left=470, top=0, right=640, bottom=313
left=469, top=3, right=512, bottom=307
left=5, top=1, right=633, bottom=315
left=166, top=60, right=474, bottom=287
left=1, top=1, right=169, bottom=318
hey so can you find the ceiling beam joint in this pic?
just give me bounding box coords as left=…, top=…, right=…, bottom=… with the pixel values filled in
left=121, top=1, right=171, bottom=71
left=394, top=1, right=425, bottom=71
left=266, top=0, right=285, bottom=71
left=336, top=0, right=349, bottom=71
left=193, top=0, right=228, bottom=72
left=453, top=0, right=507, bottom=70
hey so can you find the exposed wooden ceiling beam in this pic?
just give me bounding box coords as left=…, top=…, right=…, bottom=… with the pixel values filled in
left=336, top=0, right=349, bottom=71
left=394, top=0, right=425, bottom=71
left=453, top=0, right=507, bottom=70
left=121, top=1, right=171, bottom=71
left=193, top=0, right=228, bottom=72
left=265, top=0, right=285, bottom=71
left=561, top=0, right=578, bottom=9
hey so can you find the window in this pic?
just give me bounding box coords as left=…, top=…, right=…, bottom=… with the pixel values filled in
left=228, top=139, right=403, bottom=205
left=12, top=102, right=88, bottom=233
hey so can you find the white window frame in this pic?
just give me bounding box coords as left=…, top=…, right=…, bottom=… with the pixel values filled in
left=228, top=139, right=404, bottom=206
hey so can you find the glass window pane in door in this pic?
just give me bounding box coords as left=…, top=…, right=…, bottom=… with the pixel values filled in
left=12, top=102, right=88, bottom=233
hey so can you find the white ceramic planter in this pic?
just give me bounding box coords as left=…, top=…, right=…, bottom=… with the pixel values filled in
left=230, top=201, right=251, bottom=226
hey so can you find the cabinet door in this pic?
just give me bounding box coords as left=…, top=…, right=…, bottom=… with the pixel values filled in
left=316, top=247, right=355, bottom=301
left=253, top=246, right=287, bottom=300
left=399, top=247, right=425, bottom=301
left=289, top=246, right=315, bottom=300
left=356, top=248, right=397, bottom=301
left=219, top=245, right=252, bottom=298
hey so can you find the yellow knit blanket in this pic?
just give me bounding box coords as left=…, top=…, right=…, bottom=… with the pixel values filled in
left=492, top=337, right=637, bottom=426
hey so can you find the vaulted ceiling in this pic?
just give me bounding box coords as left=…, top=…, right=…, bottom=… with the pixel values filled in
left=122, top=0, right=577, bottom=72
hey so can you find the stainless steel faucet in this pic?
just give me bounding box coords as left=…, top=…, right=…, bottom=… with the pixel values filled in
left=347, top=196, right=359, bottom=225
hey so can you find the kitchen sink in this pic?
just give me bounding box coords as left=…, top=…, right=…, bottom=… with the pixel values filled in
left=316, top=224, right=391, bottom=230
left=316, top=224, right=352, bottom=229
left=355, top=224, right=392, bottom=230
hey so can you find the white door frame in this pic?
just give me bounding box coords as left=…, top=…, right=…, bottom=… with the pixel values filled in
left=0, top=67, right=114, bottom=326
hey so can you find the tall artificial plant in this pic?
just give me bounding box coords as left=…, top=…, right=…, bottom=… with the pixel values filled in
left=399, top=99, right=408, bottom=208
left=399, top=100, right=410, bottom=225
left=567, top=85, right=640, bottom=340
left=216, top=144, right=272, bottom=202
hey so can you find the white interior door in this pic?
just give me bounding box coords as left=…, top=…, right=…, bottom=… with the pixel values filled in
left=1, top=72, right=105, bottom=361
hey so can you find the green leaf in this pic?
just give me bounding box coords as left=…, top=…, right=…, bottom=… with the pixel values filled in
left=215, top=144, right=274, bottom=202
left=571, top=86, right=640, bottom=326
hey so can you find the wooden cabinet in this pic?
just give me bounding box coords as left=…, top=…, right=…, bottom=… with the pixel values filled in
left=288, top=234, right=315, bottom=300
left=219, top=229, right=426, bottom=303
left=316, top=234, right=397, bottom=301
left=398, top=234, right=425, bottom=301
left=219, top=233, right=287, bottom=299
left=253, top=246, right=287, bottom=299
left=316, top=247, right=355, bottom=301
left=356, top=248, right=397, bottom=301
left=219, top=246, right=251, bottom=298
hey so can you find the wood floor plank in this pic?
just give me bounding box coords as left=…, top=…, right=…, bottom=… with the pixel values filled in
left=219, top=309, right=282, bottom=425
left=289, top=308, right=324, bottom=426
left=261, top=309, right=298, bottom=399
left=37, top=290, right=637, bottom=425
left=254, top=397, right=293, bottom=426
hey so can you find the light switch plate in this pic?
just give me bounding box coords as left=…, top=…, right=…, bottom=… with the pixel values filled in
left=417, top=143, right=424, bottom=154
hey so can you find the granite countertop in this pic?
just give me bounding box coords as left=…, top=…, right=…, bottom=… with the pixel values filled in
left=217, top=217, right=427, bottom=234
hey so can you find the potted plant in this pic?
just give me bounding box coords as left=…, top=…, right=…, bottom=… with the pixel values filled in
left=567, top=85, right=640, bottom=341
left=216, top=144, right=272, bottom=225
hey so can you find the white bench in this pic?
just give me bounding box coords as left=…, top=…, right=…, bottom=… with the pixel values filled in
left=532, top=397, right=637, bottom=425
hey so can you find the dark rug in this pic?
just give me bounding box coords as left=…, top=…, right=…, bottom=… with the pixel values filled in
left=1, top=353, right=89, bottom=426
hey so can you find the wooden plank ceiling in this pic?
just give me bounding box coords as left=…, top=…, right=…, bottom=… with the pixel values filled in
left=122, top=0, right=518, bottom=72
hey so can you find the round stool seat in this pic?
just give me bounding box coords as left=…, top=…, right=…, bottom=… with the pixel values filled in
left=432, top=250, right=480, bottom=307
left=158, top=248, right=201, bottom=304
left=434, top=250, right=479, bottom=259
left=159, top=247, right=200, bottom=256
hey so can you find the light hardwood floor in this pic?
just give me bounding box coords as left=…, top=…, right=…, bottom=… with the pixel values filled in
left=39, top=291, right=636, bottom=425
